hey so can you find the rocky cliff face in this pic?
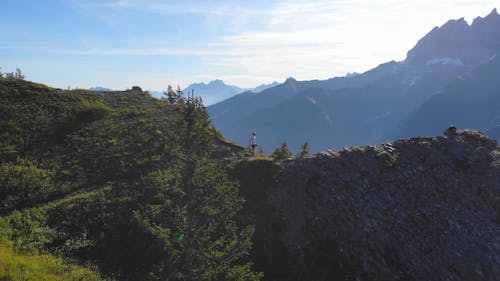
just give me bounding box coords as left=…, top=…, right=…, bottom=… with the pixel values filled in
left=236, top=129, right=499, bottom=281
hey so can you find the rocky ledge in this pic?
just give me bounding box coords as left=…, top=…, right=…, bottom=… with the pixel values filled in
left=236, top=129, right=499, bottom=281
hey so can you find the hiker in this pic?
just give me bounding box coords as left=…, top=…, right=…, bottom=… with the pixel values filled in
left=249, top=132, right=257, bottom=156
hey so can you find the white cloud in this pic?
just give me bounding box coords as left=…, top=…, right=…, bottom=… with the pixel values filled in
left=14, top=0, right=500, bottom=89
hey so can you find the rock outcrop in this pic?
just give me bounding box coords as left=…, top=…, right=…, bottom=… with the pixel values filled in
left=236, top=129, right=499, bottom=281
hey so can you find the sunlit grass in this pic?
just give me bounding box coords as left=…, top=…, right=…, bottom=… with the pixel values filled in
left=0, top=242, right=106, bottom=281
left=246, top=155, right=274, bottom=162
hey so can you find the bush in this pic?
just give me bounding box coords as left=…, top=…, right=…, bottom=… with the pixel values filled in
left=0, top=160, right=55, bottom=213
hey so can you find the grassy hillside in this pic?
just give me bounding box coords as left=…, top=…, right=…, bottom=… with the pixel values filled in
left=0, top=77, right=261, bottom=281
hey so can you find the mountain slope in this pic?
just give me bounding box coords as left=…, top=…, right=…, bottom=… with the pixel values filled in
left=209, top=61, right=402, bottom=133
left=386, top=57, right=500, bottom=141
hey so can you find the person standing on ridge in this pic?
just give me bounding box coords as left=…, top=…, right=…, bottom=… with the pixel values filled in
left=249, top=132, right=257, bottom=156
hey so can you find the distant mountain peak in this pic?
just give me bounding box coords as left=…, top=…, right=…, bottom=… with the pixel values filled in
left=251, top=81, right=280, bottom=93
left=472, top=8, right=500, bottom=25
left=440, top=17, right=468, bottom=31
left=345, top=72, right=360, bottom=78
left=488, top=8, right=498, bottom=17
left=285, top=77, right=297, bottom=83
left=183, top=80, right=246, bottom=106
left=209, top=79, right=225, bottom=85
left=405, top=8, right=500, bottom=67
left=89, top=86, right=112, bottom=91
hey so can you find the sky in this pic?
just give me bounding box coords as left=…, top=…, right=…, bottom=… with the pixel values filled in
left=1, top=0, right=499, bottom=91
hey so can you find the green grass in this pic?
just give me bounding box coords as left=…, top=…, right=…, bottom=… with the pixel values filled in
left=0, top=242, right=106, bottom=281
left=30, top=82, right=53, bottom=92
left=37, top=186, right=112, bottom=212
left=0, top=188, right=114, bottom=280
left=246, top=155, right=274, bottom=162
left=0, top=187, right=113, bottom=253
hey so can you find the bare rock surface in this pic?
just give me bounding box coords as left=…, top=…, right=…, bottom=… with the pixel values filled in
left=237, top=129, right=499, bottom=281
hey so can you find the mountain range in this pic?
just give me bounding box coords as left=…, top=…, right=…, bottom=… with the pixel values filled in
left=98, top=81, right=280, bottom=105
left=183, top=80, right=279, bottom=105
left=89, top=86, right=112, bottom=91
left=208, top=9, right=500, bottom=152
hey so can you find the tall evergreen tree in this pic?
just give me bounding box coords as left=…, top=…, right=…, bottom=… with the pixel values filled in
left=135, top=160, right=262, bottom=281
left=14, top=68, right=24, bottom=80
left=271, top=141, right=293, bottom=161
left=298, top=141, right=310, bottom=158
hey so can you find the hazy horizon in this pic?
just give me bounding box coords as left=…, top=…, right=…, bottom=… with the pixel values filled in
left=1, top=0, right=499, bottom=91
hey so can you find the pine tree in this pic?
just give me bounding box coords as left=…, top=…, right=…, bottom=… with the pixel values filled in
left=165, top=85, right=181, bottom=104
left=136, top=161, right=262, bottom=281
left=298, top=141, right=310, bottom=158
left=14, top=68, right=25, bottom=80
left=271, top=141, right=293, bottom=161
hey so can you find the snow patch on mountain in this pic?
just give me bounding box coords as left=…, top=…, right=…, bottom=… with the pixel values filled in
left=425, top=57, right=464, bottom=66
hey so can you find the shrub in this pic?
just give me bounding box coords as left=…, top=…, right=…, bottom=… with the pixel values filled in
left=0, top=160, right=55, bottom=213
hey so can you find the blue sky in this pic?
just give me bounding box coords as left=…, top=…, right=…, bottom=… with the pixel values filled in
left=1, top=0, right=499, bottom=90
